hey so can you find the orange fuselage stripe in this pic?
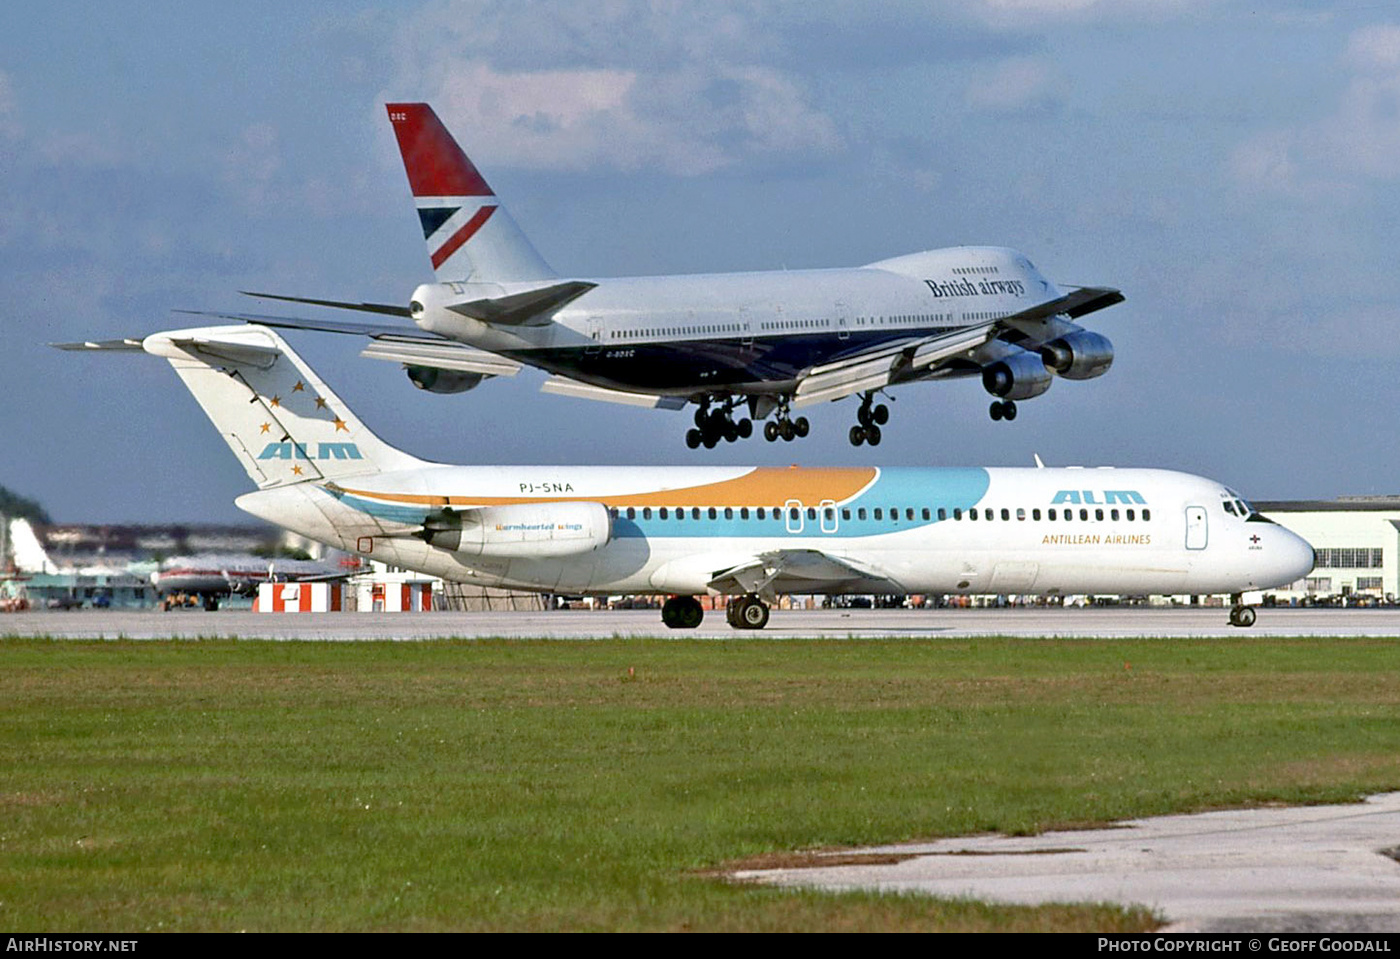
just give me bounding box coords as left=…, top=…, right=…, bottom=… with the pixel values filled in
left=336, top=467, right=879, bottom=509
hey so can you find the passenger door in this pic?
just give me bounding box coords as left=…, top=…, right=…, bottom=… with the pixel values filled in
left=1185, top=506, right=1208, bottom=550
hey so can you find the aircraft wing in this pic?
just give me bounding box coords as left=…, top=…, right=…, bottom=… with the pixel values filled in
left=1007, top=285, right=1124, bottom=324
left=788, top=285, right=1123, bottom=408
left=539, top=376, right=688, bottom=410
left=358, top=338, right=523, bottom=378
left=707, top=549, right=902, bottom=602
left=791, top=326, right=994, bottom=408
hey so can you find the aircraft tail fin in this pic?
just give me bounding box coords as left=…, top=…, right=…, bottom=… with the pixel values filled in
left=385, top=102, right=557, bottom=284
left=140, top=324, right=426, bottom=488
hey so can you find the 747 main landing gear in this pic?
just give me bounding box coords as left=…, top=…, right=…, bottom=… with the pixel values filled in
left=849, top=391, right=890, bottom=447
left=686, top=399, right=753, bottom=449
left=762, top=398, right=809, bottom=443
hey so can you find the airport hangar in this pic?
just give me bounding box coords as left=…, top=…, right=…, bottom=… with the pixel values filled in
left=1257, top=496, right=1400, bottom=605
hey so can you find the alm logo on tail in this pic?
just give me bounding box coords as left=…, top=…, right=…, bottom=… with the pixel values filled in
left=258, top=442, right=363, bottom=461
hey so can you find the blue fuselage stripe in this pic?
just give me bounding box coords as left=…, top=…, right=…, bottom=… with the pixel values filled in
left=329, top=468, right=992, bottom=539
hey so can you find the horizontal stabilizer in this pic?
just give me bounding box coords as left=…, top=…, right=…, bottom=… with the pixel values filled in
left=51, top=337, right=146, bottom=352
left=241, top=291, right=413, bottom=318
left=541, top=376, right=688, bottom=410
left=448, top=280, right=597, bottom=327
left=64, top=324, right=426, bottom=489
left=163, top=333, right=282, bottom=368
left=173, top=309, right=428, bottom=340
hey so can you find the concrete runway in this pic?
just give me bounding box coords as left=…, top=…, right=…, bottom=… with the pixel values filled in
left=736, top=793, right=1400, bottom=933
left=3, top=605, right=1400, bottom=640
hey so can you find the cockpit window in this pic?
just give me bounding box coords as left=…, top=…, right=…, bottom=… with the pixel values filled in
left=1223, top=501, right=1237, bottom=516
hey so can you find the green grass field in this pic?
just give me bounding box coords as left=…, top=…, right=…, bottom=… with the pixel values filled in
left=2, top=636, right=1398, bottom=931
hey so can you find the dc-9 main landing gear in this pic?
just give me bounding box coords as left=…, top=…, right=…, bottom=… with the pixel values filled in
left=849, top=391, right=889, bottom=447
left=661, top=595, right=704, bottom=628
left=725, top=594, right=770, bottom=629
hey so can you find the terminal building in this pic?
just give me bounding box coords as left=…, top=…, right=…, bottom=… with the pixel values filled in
left=6, top=497, right=1399, bottom=611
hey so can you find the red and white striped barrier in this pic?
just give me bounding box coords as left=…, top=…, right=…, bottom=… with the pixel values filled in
left=255, top=582, right=342, bottom=613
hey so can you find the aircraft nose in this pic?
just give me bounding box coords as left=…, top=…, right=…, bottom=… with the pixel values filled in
left=1276, top=527, right=1316, bottom=586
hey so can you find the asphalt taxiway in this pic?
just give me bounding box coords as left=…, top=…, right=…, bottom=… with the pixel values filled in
left=736, top=792, right=1400, bottom=933
left=3, top=605, right=1400, bottom=640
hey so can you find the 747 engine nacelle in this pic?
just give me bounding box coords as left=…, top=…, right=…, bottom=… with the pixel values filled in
left=406, top=365, right=486, bottom=394
left=1039, top=330, right=1114, bottom=381
left=417, top=502, right=612, bottom=559
left=981, top=351, right=1053, bottom=401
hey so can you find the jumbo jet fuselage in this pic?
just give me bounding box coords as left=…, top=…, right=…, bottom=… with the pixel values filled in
left=410, top=246, right=1065, bottom=396
left=225, top=104, right=1121, bottom=449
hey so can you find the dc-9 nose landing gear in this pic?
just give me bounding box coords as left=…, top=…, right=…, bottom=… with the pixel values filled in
left=1228, top=594, right=1257, bottom=628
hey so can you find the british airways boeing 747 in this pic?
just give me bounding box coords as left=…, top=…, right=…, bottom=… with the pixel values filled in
left=210, top=104, right=1124, bottom=450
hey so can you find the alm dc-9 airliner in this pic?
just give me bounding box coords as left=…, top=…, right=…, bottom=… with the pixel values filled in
left=211, top=103, right=1125, bottom=450
left=58, top=324, right=1313, bottom=629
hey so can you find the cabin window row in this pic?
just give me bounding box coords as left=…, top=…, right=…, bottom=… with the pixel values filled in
left=605, top=505, right=1152, bottom=523
left=612, top=323, right=743, bottom=340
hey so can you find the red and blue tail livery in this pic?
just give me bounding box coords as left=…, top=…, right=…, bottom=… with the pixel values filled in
left=386, top=103, right=555, bottom=282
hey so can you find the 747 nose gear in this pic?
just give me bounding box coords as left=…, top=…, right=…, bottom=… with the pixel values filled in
left=989, top=399, right=1017, bottom=421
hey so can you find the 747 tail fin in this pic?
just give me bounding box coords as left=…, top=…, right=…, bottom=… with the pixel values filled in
left=386, top=102, right=556, bottom=284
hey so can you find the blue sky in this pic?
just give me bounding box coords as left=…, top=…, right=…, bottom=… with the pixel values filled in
left=4, top=1, right=1399, bottom=523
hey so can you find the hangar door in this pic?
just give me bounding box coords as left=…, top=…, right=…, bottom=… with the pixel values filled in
left=1185, top=506, right=1208, bottom=550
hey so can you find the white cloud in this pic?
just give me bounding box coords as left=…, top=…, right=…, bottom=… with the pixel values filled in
left=972, top=0, right=1216, bottom=27
left=965, top=57, right=1066, bottom=113
left=388, top=1, right=841, bottom=176
left=1231, top=22, right=1400, bottom=194
left=1345, top=23, right=1400, bottom=73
